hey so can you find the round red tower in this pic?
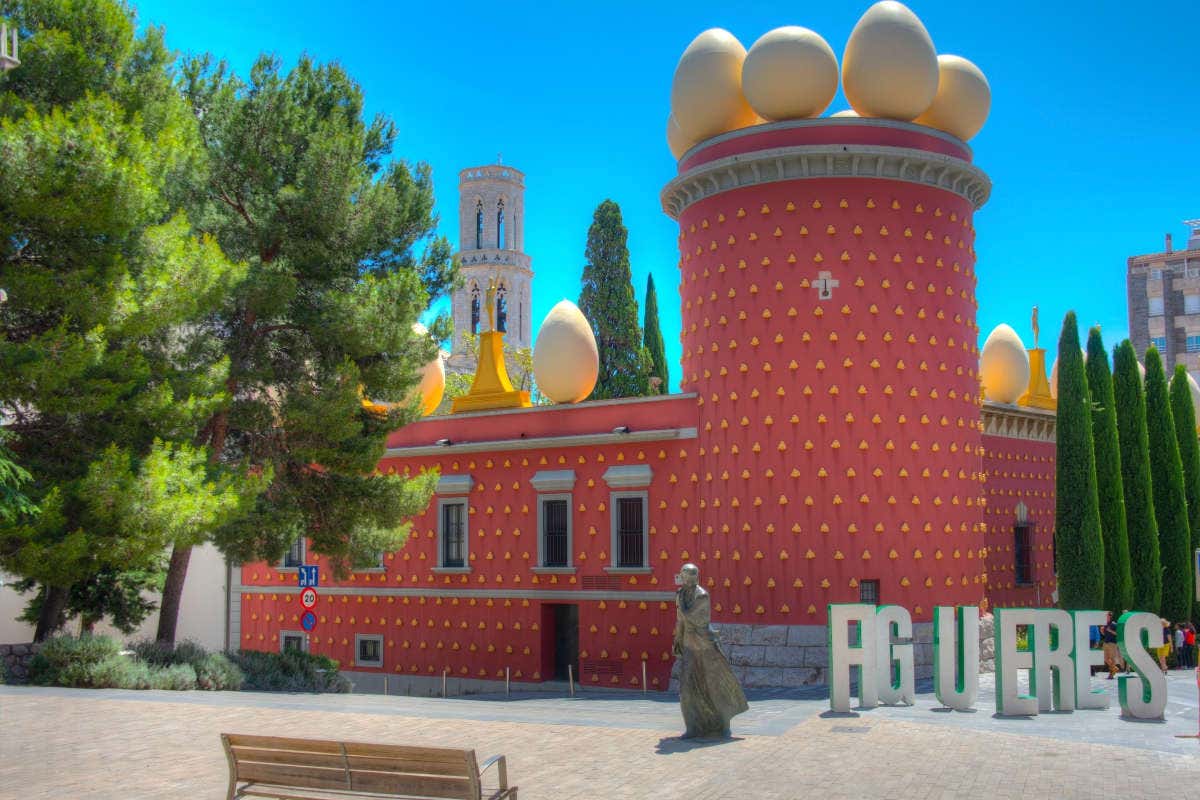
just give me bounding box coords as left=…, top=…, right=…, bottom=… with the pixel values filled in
left=662, top=118, right=991, bottom=624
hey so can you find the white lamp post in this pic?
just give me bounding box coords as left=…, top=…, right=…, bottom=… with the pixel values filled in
left=0, top=24, right=18, bottom=72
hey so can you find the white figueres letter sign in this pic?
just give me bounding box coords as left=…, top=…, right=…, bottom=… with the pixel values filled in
left=933, top=605, right=978, bottom=711
left=1117, top=611, right=1167, bottom=720
left=875, top=604, right=915, bottom=706
left=827, top=604, right=879, bottom=713
left=827, top=605, right=1164, bottom=720
left=1071, top=610, right=1109, bottom=710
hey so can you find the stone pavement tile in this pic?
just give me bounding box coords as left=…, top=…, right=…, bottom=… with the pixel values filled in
left=0, top=688, right=1196, bottom=800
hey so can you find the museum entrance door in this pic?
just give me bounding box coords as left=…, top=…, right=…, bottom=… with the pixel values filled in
left=544, top=603, right=578, bottom=681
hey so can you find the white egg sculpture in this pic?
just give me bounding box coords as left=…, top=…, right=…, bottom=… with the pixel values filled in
left=831, top=109, right=860, bottom=118
left=742, top=26, right=839, bottom=120
left=914, top=55, right=991, bottom=141
left=980, top=323, right=1029, bottom=404
left=842, top=1, right=939, bottom=121
left=533, top=300, right=599, bottom=404
left=667, top=113, right=695, bottom=160
left=411, top=323, right=445, bottom=416
left=670, top=29, right=758, bottom=144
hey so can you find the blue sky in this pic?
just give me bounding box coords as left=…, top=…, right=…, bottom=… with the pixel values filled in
left=133, top=0, right=1199, bottom=390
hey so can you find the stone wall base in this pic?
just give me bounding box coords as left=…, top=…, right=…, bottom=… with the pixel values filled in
left=669, top=623, right=938, bottom=690
left=0, top=642, right=41, bottom=683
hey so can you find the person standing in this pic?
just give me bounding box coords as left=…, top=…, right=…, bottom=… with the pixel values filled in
left=1101, top=612, right=1123, bottom=679
left=1158, top=619, right=1171, bottom=673
left=1174, top=624, right=1185, bottom=670
left=1183, top=623, right=1196, bottom=669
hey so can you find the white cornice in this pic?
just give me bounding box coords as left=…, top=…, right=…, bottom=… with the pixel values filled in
left=385, top=427, right=698, bottom=458
left=662, top=143, right=991, bottom=219
left=980, top=402, right=1057, bottom=443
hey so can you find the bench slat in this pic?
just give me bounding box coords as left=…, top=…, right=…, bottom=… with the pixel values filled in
left=238, top=762, right=349, bottom=791
left=349, top=770, right=473, bottom=799
left=233, top=747, right=347, bottom=770
left=343, top=743, right=474, bottom=764
left=227, top=734, right=344, bottom=755
left=345, top=755, right=474, bottom=777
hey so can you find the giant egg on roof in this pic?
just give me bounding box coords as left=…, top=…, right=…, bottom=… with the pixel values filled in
left=411, top=323, right=445, bottom=416
left=980, top=324, right=1029, bottom=405
left=670, top=29, right=758, bottom=143
left=742, top=26, right=839, bottom=121
left=842, top=1, right=939, bottom=121
left=914, top=55, right=991, bottom=141
left=533, top=300, right=599, bottom=404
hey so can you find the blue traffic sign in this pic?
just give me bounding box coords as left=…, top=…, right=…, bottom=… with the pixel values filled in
left=301, top=611, right=317, bottom=631
left=298, top=565, right=319, bottom=588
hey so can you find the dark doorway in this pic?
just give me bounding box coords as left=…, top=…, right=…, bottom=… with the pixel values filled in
left=543, top=604, right=578, bottom=681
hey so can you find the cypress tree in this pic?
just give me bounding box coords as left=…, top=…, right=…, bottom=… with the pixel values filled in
left=1085, top=328, right=1132, bottom=614
left=1145, top=351, right=1194, bottom=622
left=643, top=273, right=669, bottom=394
left=1053, top=312, right=1105, bottom=609
left=1113, top=341, right=1161, bottom=613
left=1169, top=365, right=1200, bottom=598
left=579, top=200, right=651, bottom=398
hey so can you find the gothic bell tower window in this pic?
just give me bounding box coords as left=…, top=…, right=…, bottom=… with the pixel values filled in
left=470, top=284, right=481, bottom=334
left=475, top=200, right=483, bottom=250
left=497, top=199, right=505, bottom=249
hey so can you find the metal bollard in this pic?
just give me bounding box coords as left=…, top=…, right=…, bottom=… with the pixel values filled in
left=505, top=667, right=510, bottom=697
left=642, top=661, right=647, bottom=694
left=567, top=664, right=575, bottom=698
left=442, top=669, right=447, bottom=698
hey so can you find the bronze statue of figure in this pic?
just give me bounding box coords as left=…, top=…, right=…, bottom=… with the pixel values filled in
left=673, top=563, right=748, bottom=738
left=485, top=277, right=498, bottom=332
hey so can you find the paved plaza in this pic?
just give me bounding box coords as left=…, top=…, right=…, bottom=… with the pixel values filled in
left=1, top=673, right=1197, bottom=799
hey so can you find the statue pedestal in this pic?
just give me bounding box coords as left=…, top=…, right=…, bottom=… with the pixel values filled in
left=1018, top=348, right=1057, bottom=410
left=452, top=331, right=531, bottom=413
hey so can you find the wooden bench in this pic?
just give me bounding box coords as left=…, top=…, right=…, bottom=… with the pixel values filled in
left=222, top=734, right=517, bottom=800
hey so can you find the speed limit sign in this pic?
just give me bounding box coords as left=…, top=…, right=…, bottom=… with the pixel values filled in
left=300, top=587, right=318, bottom=610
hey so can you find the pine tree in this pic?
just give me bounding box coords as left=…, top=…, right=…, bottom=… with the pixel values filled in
left=1145, top=349, right=1194, bottom=622
left=1053, top=312, right=1105, bottom=609
left=1085, top=327, right=1132, bottom=614
left=0, top=1, right=255, bottom=639
left=154, top=53, right=456, bottom=642
left=643, top=274, right=669, bottom=394
left=578, top=200, right=650, bottom=398
left=1169, top=365, right=1200, bottom=601
left=1113, top=341, right=1161, bottom=613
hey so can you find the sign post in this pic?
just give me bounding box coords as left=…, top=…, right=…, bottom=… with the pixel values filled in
left=297, top=567, right=319, bottom=641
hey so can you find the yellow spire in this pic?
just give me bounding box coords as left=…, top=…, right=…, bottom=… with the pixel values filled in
left=452, top=276, right=531, bottom=413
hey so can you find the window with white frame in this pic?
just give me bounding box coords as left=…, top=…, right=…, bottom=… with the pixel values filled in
left=532, top=470, right=575, bottom=569
left=1151, top=268, right=1164, bottom=281
left=1151, top=336, right=1167, bottom=351
left=280, top=537, right=304, bottom=569
left=1149, top=297, right=1165, bottom=316
left=352, top=550, right=386, bottom=571
left=434, top=474, right=473, bottom=571
left=602, top=465, right=652, bottom=571
left=1186, top=295, right=1200, bottom=315
left=1187, top=335, right=1200, bottom=353
left=439, top=500, right=467, bottom=568
left=280, top=631, right=306, bottom=653
left=355, top=634, right=383, bottom=668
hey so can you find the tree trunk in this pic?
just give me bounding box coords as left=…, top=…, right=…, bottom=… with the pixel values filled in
left=155, top=543, right=193, bottom=645
left=33, top=585, right=68, bottom=642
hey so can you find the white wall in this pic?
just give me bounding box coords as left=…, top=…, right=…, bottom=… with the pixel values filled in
left=0, top=542, right=230, bottom=649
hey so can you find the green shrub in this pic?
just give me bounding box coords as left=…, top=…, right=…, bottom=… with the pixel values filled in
left=195, top=652, right=244, bottom=691
left=88, top=655, right=153, bottom=689
left=232, top=648, right=350, bottom=693
left=130, top=638, right=209, bottom=669
left=147, top=663, right=197, bottom=690
left=27, top=635, right=121, bottom=686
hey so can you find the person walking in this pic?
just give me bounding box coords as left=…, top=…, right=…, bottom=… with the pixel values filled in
left=1174, top=623, right=1185, bottom=670
left=1184, top=623, right=1196, bottom=670
left=1158, top=619, right=1171, bottom=673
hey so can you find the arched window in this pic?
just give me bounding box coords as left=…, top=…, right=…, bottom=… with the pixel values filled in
left=496, top=284, right=508, bottom=333
left=497, top=199, right=505, bottom=249
left=470, top=284, right=481, bottom=334
left=475, top=200, right=483, bottom=250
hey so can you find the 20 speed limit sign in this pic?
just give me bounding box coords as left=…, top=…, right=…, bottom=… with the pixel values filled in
left=300, top=587, right=318, bottom=610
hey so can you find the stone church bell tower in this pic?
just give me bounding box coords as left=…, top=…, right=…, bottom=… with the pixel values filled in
left=448, top=163, right=533, bottom=374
